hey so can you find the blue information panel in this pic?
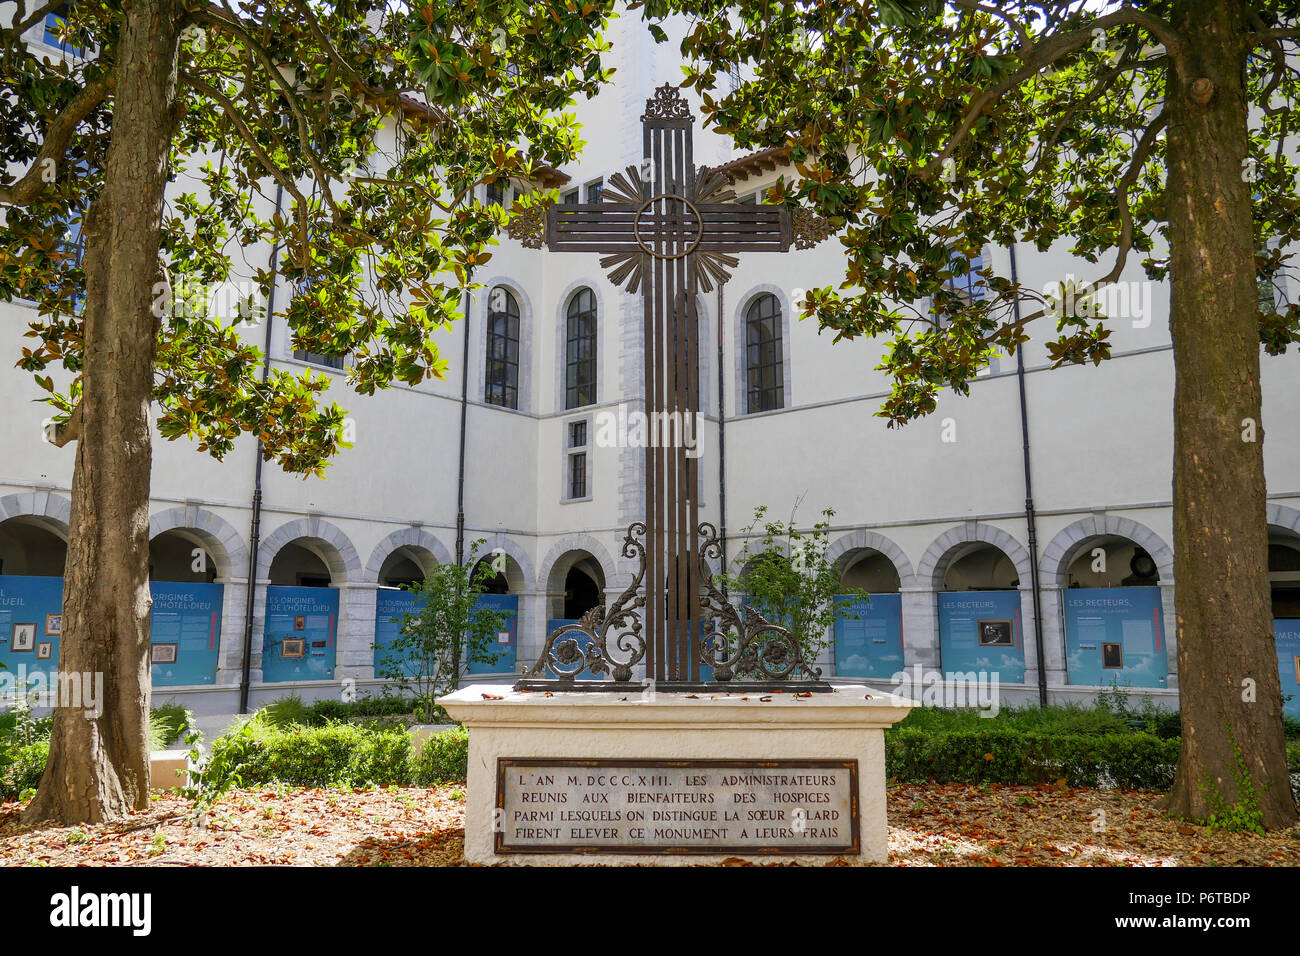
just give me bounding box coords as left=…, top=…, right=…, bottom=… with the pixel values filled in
left=834, top=593, right=903, bottom=679
left=468, top=594, right=518, bottom=675
left=149, top=581, right=223, bottom=686
left=263, top=586, right=338, bottom=682
left=373, top=587, right=419, bottom=677
left=1275, top=619, right=1300, bottom=719
left=937, top=590, right=1026, bottom=682
left=0, top=575, right=64, bottom=682
left=1064, top=587, right=1168, bottom=687
left=374, top=591, right=519, bottom=678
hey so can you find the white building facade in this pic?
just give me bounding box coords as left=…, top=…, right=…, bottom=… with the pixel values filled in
left=3, top=14, right=1300, bottom=715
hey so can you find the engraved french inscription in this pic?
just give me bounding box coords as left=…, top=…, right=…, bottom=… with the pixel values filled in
left=495, top=758, right=859, bottom=855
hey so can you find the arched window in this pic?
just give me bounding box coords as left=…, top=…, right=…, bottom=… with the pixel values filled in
left=745, top=293, right=784, bottom=413
left=486, top=286, right=520, bottom=409
left=565, top=288, right=597, bottom=409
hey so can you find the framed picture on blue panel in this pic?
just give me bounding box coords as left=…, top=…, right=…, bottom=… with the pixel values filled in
left=46, top=613, right=62, bottom=635
left=11, top=623, right=36, bottom=652
left=282, top=638, right=305, bottom=658
left=37, top=642, right=52, bottom=660
left=1102, top=642, right=1124, bottom=669
left=1294, top=656, right=1300, bottom=683
left=978, top=620, right=1013, bottom=646
left=151, top=643, right=178, bottom=664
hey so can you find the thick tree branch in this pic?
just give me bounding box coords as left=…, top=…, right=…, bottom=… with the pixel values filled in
left=0, top=74, right=114, bottom=206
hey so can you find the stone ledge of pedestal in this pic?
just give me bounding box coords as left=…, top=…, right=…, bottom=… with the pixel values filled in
left=439, top=684, right=913, bottom=867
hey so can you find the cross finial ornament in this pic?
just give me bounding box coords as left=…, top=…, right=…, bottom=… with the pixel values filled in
left=526, top=83, right=833, bottom=686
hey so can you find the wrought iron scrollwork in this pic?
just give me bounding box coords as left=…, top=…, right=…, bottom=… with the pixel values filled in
left=527, top=523, right=648, bottom=683
left=696, top=522, right=824, bottom=682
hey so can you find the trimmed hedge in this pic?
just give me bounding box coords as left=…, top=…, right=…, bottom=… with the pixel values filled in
left=885, top=729, right=1183, bottom=790
left=414, top=725, right=469, bottom=786
left=206, top=722, right=414, bottom=789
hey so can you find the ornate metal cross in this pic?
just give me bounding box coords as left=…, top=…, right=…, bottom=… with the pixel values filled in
left=518, top=84, right=829, bottom=685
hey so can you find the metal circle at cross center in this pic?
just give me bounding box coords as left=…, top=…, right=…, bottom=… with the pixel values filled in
left=634, top=193, right=703, bottom=259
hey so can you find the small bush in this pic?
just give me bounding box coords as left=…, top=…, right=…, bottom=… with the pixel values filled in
left=1, top=741, right=49, bottom=801
left=149, top=701, right=196, bottom=750
left=414, top=726, right=469, bottom=786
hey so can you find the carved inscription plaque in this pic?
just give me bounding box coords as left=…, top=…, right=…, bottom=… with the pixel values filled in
left=495, top=758, right=859, bottom=855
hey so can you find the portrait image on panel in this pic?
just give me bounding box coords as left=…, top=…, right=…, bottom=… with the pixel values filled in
left=1294, top=655, right=1300, bottom=684
left=1102, top=642, right=1124, bottom=669
left=151, top=643, right=178, bottom=664
left=294, top=615, right=306, bottom=631
left=45, top=613, right=62, bottom=636
left=36, top=642, right=52, bottom=660
left=977, top=619, right=1014, bottom=647
left=281, top=638, right=305, bottom=659
left=11, top=623, right=36, bottom=652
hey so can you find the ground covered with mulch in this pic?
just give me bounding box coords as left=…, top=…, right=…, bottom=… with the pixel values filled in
left=1, top=783, right=1297, bottom=866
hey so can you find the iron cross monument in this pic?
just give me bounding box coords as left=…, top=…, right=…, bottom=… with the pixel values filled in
left=522, top=84, right=830, bottom=684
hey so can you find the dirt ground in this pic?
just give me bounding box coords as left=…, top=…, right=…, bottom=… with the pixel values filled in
left=1, top=783, right=1297, bottom=866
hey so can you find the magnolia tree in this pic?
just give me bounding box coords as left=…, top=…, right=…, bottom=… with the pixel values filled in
left=645, top=0, right=1300, bottom=827
left=0, top=0, right=614, bottom=824
left=375, top=541, right=513, bottom=722
left=718, top=504, right=866, bottom=662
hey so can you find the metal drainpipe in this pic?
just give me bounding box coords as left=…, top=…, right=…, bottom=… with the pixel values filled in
left=455, top=290, right=471, bottom=570
left=238, top=184, right=285, bottom=714
left=716, top=285, right=728, bottom=596
left=1010, top=241, right=1049, bottom=708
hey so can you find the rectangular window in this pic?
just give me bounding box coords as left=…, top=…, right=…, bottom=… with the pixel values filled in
left=562, top=189, right=579, bottom=206
left=43, top=8, right=83, bottom=57
left=564, top=416, right=591, bottom=501
left=585, top=180, right=604, bottom=204
left=293, top=350, right=345, bottom=370
left=486, top=181, right=505, bottom=207
left=569, top=452, right=587, bottom=500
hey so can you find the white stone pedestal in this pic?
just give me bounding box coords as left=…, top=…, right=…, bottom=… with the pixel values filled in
left=439, top=684, right=913, bottom=866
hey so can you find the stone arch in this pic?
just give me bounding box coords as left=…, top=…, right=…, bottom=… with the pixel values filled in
left=473, top=534, right=536, bottom=593
left=826, top=529, right=916, bottom=590
left=256, top=517, right=361, bottom=583
left=1039, top=515, right=1174, bottom=588
left=1267, top=502, right=1300, bottom=537
left=540, top=534, right=617, bottom=595
left=363, top=528, right=453, bottom=584
left=148, top=505, right=248, bottom=581
left=0, top=491, right=72, bottom=536
left=917, top=521, right=1033, bottom=590
left=0, top=491, right=71, bottom=577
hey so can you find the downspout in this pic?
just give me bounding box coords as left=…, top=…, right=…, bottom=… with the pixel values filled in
left=716, top=285, right=728, bottom=596
left=455, top=290, right=471, bottom=569
left=453, top=290, right=471, bottom=682
left=1010, top=241, right=1049, bottom=708
left=239, top=184, right=285, bottom=714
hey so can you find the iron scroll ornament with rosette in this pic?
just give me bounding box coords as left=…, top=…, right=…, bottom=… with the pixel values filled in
left=521, top=522, right=826, bottom=686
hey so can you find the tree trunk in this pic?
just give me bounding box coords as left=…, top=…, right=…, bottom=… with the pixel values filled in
left=1162, top=0, right=1297, bottom=829
left=24, top=0, right=181, bottom=826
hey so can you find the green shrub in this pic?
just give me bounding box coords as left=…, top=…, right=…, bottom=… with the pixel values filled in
left=885, top=728, right=1181, bottom=789
left=148, top=700, right=196, bottom=750
left=414, top=726, right=469, bottom=786
left=306, top=695, right=424, bottom=725
left=194, top=717, right=413, bottom=792
left=1, top=740, right=49, bottom=801
left=262, top=694, right=313, bottom=729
